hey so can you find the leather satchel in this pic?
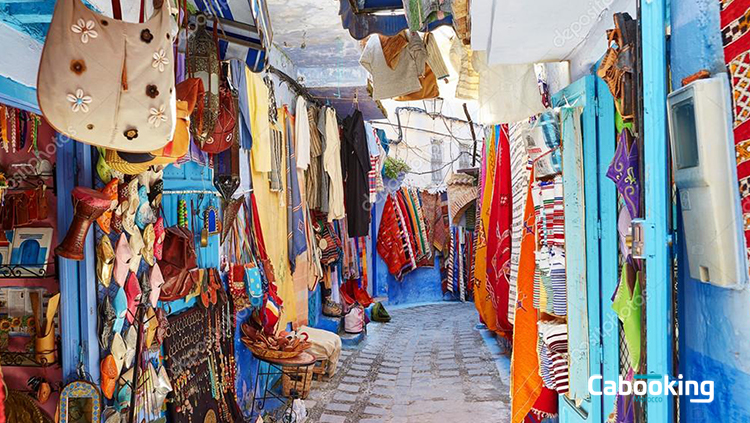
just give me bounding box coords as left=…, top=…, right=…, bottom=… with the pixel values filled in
left=157, top=226, right=199, bottom=301
left=37, top=0, right=177, bottom=152
left=200, top=73, right=238, bottom=154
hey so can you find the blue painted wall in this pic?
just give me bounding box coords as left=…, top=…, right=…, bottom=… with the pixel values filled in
left=671, top=1, right=750, bottom=421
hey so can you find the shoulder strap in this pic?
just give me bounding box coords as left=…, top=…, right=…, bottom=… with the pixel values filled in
left=110, top=0, right=148, bottom=22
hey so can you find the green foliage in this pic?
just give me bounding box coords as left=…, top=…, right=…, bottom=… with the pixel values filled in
left=383, top=156, right=411, bottom=180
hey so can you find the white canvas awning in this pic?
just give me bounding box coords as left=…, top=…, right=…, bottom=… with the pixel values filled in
left=472, top=0, right=635, bottom=67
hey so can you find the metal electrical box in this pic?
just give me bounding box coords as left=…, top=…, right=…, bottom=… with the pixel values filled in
left=667, top=75, right=748, bottom=288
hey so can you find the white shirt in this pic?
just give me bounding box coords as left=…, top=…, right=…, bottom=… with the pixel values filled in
left=295, top=95, right=311, bottom=170
left=323, top=107, right=346, bottom=221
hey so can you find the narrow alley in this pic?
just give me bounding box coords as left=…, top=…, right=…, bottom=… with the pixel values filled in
left=304, top=303, right=510, bottom=423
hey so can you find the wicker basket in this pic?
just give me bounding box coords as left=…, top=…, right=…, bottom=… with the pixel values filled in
left=281, top=364, right=314, bottom=399
left=249, top=344, right=303, bottom=360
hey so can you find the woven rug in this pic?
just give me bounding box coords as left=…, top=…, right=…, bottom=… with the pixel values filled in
left=721, top=0, right=750, bottom=263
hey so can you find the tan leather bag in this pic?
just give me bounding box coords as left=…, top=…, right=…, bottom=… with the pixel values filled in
left=37, top=0, right=177, bottom=152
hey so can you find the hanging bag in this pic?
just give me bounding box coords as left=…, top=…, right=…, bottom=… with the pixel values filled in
left=157, top=225, right=199, bottom=301
left=37, top=0, right=177, bottom=152
left=201, top=63, right=239, bottom=154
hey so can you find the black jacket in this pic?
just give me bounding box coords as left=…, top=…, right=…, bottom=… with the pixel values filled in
left=341, top=110, right=372, bottom=237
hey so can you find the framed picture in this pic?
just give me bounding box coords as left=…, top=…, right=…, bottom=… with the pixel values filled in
left=9, top=227, right=53, bottom=277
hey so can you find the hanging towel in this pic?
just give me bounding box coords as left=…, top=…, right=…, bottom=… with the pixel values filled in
left=474, top=52, right=545, bottom=124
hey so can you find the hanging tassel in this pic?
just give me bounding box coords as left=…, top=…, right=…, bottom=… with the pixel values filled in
left=9, top=107, right=16, bottom=154
left=18, top=111, right=27, bottom=151
left=0, top=105, right=7, bottom=153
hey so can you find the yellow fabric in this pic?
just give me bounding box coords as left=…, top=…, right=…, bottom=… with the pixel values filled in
left=473, top=127, right=499, bottom=333
left=247, top=68, right=272, bottom=173
left=251, top=113, right=295, bottom=329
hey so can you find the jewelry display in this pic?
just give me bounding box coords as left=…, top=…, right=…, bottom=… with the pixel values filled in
left=163, top=293, right=240, bottom=423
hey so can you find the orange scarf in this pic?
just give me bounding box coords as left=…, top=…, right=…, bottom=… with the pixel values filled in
left=473, top=127, right=498, bottom=332
left=511, top=170, right=543, bottom=421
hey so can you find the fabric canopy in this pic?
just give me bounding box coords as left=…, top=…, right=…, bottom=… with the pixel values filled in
left=471, top=0, right=629, bottom=65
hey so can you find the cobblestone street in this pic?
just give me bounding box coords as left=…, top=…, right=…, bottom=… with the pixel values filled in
left=305, top=303, right=511, bottom=423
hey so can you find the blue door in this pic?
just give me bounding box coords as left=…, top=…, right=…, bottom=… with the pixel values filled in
left=552, top=74, right=618, bottom=423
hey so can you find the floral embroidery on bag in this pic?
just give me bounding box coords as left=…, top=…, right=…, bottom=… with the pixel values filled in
left=141, top=29, right=154, bottom=44
left=70, top=60, right=86, bottom=75
left=146, top=85, right=159, bottom=98
left=148, top=105, right=167, bottom=128
left=71, top=19, right=98, bottom=43
left=124, top=129, right=139, bottom=140
left=67, top=89, right=92, bottom=113
left=152, top=49, right=169, bottom=72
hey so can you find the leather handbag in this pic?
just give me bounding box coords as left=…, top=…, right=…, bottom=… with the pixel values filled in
left=200, top=78, right=238, bottom=154
left=37, top=0, right=177, bottom=152
left=157, top=226, right=199, bottom=301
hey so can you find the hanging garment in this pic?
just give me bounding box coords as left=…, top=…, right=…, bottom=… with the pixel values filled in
left=342, top=110, right=372, bottom=237
left=450, top=37, right=479, bottom=100
left=486, top=124, right=513, bottom=338
left=529, top=387, right=559, bottom=421
left=402, top=0, right=452, bottom=31
left=247, top=69, right=272, bottom=172
left=510, top=169, right=544, bottom=422
left=317, top=107, right=331, bottom=214
left=230, top=60, right=252, bottom=149
left=324, top=108, right=346, bottom=221
left=451, top=0, right=470, bottom=44
left=539, top=321, right=570, bottom=394
left=508, top=121, right=531, bottom=324
left=38, top=0, right=176, bottom=151
left=379, top=32, right=409, bottom=69
left=473, top=127, right=499, bottom=333
left=377, top=195, right=411, bottom=278
left=395, top=32, right=439, bottom=101
left=269, top=124, right=284, bottom=192
left=424, top=32, right=450, bottom=80
left=360, top=35, right=423, bottom=100
left=474, top=52, right=545, bottom=124
left=285, top=107, right=307, bottom=271
left=295, top=95, right=311, bottom=170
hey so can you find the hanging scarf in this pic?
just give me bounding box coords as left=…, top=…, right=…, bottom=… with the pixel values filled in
left=285, top=107, right=307, bottom=271
left=511, top=169, right=544, bottom=422
left=473, top=126, right=498, bottom=332
left=486, top=124, right=513, bottom=338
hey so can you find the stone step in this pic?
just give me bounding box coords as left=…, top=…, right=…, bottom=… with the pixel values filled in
left=339, top=329, right=366, bottom=347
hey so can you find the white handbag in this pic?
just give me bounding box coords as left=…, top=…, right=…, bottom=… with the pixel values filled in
left=37, top=0, right=177, bottom=152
